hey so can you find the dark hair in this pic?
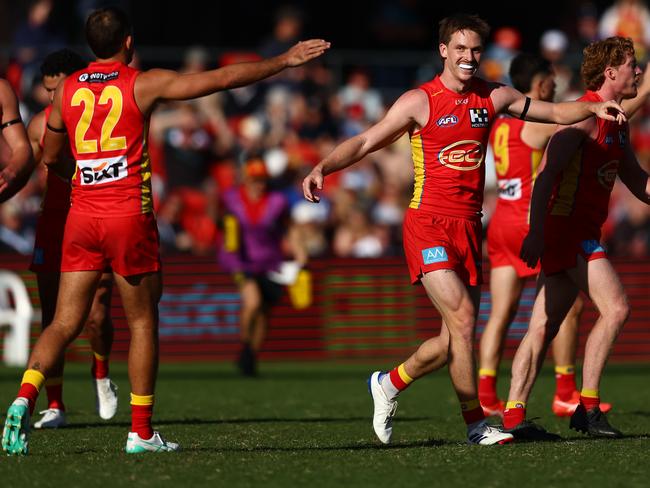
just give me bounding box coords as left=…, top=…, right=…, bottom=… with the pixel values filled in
left=509, top=53, right=552, bottom=93
left=581, top=37, right=635, bottom=91
left=439, top=13, right=490, bottom=45
left=85, top=6, right=132, bottom=59
left=40, top=49, right=87, bottom=77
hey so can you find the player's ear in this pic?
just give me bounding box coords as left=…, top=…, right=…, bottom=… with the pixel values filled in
left=439, top=43, right=447, bottom=60
left=125, top=35, right=133, bottom=52
left=604, top=66, right=616, bottom=81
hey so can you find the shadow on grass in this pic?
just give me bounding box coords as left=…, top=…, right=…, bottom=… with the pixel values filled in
left=60, top=415, right=432, bottom=430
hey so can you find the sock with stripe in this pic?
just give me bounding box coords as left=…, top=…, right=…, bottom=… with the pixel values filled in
left=17, top=369, right=46, bottom=414
left=580, top=388, right=600, bottom=412
left=131, top=393, right=154, bottom=440
left=503, top=400, right=527, bottom=429
left=45, top=377, right=65, bottom=411
left=478, top=368, right=498, bottom=406
left=461, top=399, right=485, bottom=425
left=554, top=365, right=576, bottom=401
left=380, top=363, right=414, bottom=400
left=92, top=352, right=110, bottom=379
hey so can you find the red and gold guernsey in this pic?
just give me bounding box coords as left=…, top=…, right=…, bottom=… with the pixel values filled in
left=61, top=61, right=152, bottom=217
left=41, top=105, right=72, bottom=212
left=548, top=91, right=627, bottom=228
left=490, top=115, right=543, bottom=226
left=409, top=76, right=497, bottom=218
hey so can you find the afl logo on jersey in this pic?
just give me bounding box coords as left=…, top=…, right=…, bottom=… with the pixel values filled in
left=437, top=115, right=458, bottom=127
left=438, top=140, right=484, bottom=171
left=597, top=160, right=619, bottom=190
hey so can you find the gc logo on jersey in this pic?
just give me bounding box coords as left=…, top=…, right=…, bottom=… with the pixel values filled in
left=437, top=114, right=458, bottom=127
left=469, top=108, right=489, bottom=128
left=77, top=156, right=127, bottom=185
left=596, top=160, right=619, bottom=190
left=438, top=140, right=484, bottom=171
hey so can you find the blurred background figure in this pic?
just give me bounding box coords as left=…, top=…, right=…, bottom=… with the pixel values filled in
left=539, top=29, right=574, bottom=100
left=218, top=159, right=307, bottom=376
left=599, top=0, right=650, bottom=62
left=479, top=26, right=521, bottom=84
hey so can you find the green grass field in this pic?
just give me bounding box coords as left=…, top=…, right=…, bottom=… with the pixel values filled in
left=1, top=361, right=649, bottom=487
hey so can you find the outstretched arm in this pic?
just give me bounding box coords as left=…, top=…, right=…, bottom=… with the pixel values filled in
left=135, top=39, right=330, bottom=114
left=520, top=120, right=592, bottom=268
left=492, top=84, right=626, bottom=125
left=302, top=88, right=426, bottom=202
left=0, top=80, right=35, bottom=202
left=618, top=142, right=650, bottom=204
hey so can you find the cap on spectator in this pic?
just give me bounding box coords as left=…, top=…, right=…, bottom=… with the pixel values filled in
left=494, top=27, right=522, bottom=50
left=264, top=148, right=289, bottom=178
left=245, top=159, right=269, bottom=179
left=540, top=29, right=568, bottom=53
left=292, top=200, right=328, bottom=224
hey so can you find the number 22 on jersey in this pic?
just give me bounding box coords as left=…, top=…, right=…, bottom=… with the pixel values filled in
left=71, top=86, right=127, bottom=154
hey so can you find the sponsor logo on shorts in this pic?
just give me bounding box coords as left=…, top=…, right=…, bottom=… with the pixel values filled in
left=596, top=160, right=619, bottom=190
left=437, top=114, right=458, bottom=127
left=497, top=178, right=522, bottom=200
left=78, top=71, right=119, bottom=83
left=33, top=248, right=44, bottom=265
left=469, top=108, right=489, bottom=128
left=422, top=246, right=448, bottom=264
left=438, top=140, right=484, bottom=171
left=581, top=239, right=605, bottom=255
left=77, top=155, right=127, bottom=185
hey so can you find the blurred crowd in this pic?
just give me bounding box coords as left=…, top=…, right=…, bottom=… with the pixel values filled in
left=1, top=0, right=649, bottom=260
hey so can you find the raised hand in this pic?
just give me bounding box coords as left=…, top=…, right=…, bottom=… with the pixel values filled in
left=593, top=100, right=627, bottom=124
left=283, top=40, right=331, bottom=67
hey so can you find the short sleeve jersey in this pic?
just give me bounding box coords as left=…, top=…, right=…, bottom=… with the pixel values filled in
left=61, top=61, right=152, bottom=216
left=40, top=105, right=72, bottom=212
left=489, top=115, right=543, bottom=226
left=548, top=91, right=628, bottom=228
left=409, top=76, right=497, bottom=218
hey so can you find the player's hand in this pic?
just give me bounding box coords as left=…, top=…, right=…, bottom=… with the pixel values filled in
left=284, top=40, right=331, bottom=67
left=519, top=230, right=544, bottom=269
left=302, top=166, right=324, bottom=203
left=593, top=100, right=627, bottom=125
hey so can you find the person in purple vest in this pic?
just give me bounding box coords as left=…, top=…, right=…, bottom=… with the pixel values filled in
left=219, top=158, right=307, bottom=376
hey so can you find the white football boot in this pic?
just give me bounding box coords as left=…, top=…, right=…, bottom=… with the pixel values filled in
left=125, top=431, right=180, bottom=453
left=368, top=371, right=398, bottom=444
left=94, top=378, right=118, bottom=420
left=34, top=408, right=67, bottom=429
left=467, top=420, right=514, bottom=445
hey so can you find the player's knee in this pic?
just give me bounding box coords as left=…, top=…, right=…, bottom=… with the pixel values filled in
left=606, top=297, right=630, bottom=326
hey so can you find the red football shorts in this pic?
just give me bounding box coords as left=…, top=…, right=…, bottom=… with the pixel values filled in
left=60, top=211, right=161, bottom=276
left=30, top=209, right=69, bottom=273
left=487, top=216, right=539, bottom=278
left=402, top=208, right=483, bottom=286
left=541, top=216, right=606, bottom=276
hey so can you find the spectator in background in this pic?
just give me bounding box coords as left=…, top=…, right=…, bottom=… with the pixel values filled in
left=219, top=159, right=307, bottom=376
left=565, top=3, right=601, bottom=82
left=540, top=29, right=575, bottom=100
left=338, top=68, right=385, bottom=135
left=599, top=0, right=650, bottom=62
left=479, top=26, right=521, bottom=84
left=259, top=6, right=304, bottom=58
left=11, top=0, right=64, bottom=99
